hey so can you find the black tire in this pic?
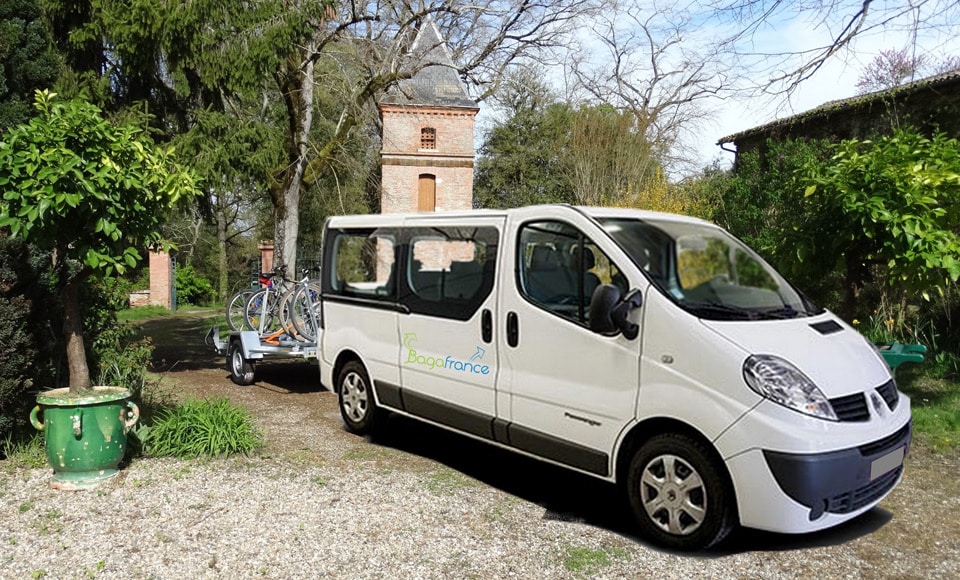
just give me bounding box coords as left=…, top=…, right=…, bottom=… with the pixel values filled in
left=337, top=360, right=381, bottom=434
left=228, top=341, right=255, bottom=386
left=626, top=433, right=735, bottom=550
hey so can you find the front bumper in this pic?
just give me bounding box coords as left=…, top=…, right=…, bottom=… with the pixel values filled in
left=763, top=421, right=911, bottom=520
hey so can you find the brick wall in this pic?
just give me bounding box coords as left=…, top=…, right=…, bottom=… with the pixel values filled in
left=380, top=105, right=477, bottom=214
left=148, top=249, right=172, bottom=309
left=380, top=106, right=476, bottom=156
left=381, top=165, right=474, bottom=213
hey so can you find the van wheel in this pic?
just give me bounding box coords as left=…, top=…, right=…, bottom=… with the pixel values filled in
left=338, top=361, right=381, bottom=434
left=228, top=341, right=255, bottom=386
left=626, top=433, right=735, bottom=550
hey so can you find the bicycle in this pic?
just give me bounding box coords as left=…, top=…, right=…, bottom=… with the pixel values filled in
left=243, top=265, right=295, bottom=338
left=284, top=271, right=322, bottom=342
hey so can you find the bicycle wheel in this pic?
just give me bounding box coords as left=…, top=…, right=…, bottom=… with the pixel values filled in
left=276, top=287, right=303, bottom=341
left=245, top=289, right=283, bottom=334
left=226, top=289, right=255, bottom=332
left=291, top=282, right=322, bottom=342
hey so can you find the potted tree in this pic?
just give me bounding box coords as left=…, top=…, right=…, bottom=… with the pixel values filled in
left=0, top=90, right=199, bottom=489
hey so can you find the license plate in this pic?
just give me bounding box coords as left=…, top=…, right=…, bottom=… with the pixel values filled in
left=870, top=445, right=905, bottom=480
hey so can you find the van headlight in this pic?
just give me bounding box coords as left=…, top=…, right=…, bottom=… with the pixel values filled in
left=743, top=355, right=838, bottom=421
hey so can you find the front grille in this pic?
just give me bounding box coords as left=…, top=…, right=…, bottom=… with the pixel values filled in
left=830, top=379, right=901, bottom=422
left=859, top=422, right=911, bottom=457
left=827, top=466, right=902, bottom=514
left=876, top=379, right=899, bottom=411
left=830, top=392, right=869, bottom=422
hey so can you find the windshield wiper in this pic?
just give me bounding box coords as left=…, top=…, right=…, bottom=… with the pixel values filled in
left=685, top=303, right=757, bottom=320
left=759, top=306, right=802, bottom=320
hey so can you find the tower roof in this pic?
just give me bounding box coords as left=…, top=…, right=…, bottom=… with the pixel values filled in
left=380, top=18, right=479, bottom=110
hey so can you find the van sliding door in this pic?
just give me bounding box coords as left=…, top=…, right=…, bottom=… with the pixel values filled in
left=392, top=217, right=504, bottom=439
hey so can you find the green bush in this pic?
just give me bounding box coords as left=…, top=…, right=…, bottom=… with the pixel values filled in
left=143, top=397, right=262, bottom=458
left=0, top=238, right=58, bottom=442
left=175, top=264, right=215, bottom=306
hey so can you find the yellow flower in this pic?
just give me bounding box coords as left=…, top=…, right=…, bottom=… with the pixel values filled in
left=852, top=319, right=860, bottom=326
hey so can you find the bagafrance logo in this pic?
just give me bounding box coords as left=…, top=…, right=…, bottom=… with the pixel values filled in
left=403, top=333, right=491, bottom=375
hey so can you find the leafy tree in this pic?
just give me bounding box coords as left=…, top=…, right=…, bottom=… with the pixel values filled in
left=798, top=128, right=960, bottom=319
left=716, top=138, right=833, bottom=258
left=475, top=71, right=575, bottom=208
left=0, top=0, right=61, bottom=127
left=0, top=91, right=200, bottom=391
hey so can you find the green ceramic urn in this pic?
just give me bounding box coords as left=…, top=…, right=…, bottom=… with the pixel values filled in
left=30, top=386, right=140, bottom=490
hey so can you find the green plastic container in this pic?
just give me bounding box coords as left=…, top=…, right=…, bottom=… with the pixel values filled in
left=875, top=341, right=927, bottom=371
left=30, top=386, right=140, bottom=490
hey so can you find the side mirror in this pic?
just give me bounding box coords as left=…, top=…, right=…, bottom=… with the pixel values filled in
left=612, top=289, right=643, bottom=340
left=589, top=284, right=622, bottom=335
left=589, top=285, right=643, bottom=339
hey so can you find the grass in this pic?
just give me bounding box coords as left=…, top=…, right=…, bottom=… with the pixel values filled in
left=2, top=434, right=46, bottom=470
left=897, top=370, right=960, bottom=451
left=117, top=305, right=173, bottom=322
left=143, top=397, right=263, bottom=458
left=117, top=304, right=221, bottom=323
left=561, top=545, right=628, bottom=576
left=424, top=468, right=478, bottom=496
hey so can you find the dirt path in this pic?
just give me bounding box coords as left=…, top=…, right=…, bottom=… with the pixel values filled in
left=137, top=311, right=960, bottom=575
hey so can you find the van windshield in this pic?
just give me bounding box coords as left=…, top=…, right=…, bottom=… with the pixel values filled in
left=600, top=218, right=823, bottom=321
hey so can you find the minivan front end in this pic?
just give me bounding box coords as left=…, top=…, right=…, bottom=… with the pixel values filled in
left=594, top=208, right=912, bottom=536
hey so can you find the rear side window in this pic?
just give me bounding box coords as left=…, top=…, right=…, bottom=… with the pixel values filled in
left=325, top=228, right=397, bottom=299
left=402, top=226, right=498, bottom=320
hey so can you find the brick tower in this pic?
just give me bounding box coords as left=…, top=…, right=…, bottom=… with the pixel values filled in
left=379, top=19, right=479, bottom=214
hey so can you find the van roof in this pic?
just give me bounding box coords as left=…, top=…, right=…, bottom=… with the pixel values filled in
left=324, top=205, right=712, bottom=227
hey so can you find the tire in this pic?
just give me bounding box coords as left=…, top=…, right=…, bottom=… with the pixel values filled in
left=626, top=433, right=735, bottom=550
left=291, top=283, right=322, bottom=342
left=226, top=289, right=254, bottom=332
left=337, top=360, right=381, bottom=434
left=228, top=341, right=255, bottom=386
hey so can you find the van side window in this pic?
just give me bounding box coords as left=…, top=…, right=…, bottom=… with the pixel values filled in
left=518, top=221, right=626, bottom=325
left=327, top=229, right=397, bottom=299
left=402, top=226, right=498, bottom=320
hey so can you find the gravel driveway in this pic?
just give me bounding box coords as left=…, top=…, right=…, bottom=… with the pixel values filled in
left=2, top=313, right=959, bottom=579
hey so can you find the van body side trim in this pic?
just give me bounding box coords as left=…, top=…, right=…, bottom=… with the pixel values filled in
left=376, top=383, right=609, bottom=476
left=507, top=423, right=609, bottom=476
left=374, top=380, right=404, bottom=410
left=406, top=390, right=495, bottom=440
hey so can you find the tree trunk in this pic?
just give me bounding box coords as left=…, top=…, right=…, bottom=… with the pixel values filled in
left=62, top=277, right=91, bottom=391
left=842, top=252, right=868, bottom=322
left=216, top=203, right=228, bottom=302
left=274, top=42, right=316, bottom=275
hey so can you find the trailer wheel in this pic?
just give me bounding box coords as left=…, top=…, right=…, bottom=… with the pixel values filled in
left=228, top=341, right=255, bottom=386
left=626, top=433, right=735, bottom=550
left=338, top=360, right=381, bottom=434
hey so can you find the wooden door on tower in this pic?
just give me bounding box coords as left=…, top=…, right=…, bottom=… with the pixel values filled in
left=418, top=174, right=436, bottom=212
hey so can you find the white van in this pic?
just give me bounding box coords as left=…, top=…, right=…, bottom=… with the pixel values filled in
left=318, top=205, right=911, bottom=550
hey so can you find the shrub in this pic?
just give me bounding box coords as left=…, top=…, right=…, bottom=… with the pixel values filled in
left=0, top=238, right=57, bottom=441
left=175, top=264, right=215, bottom=306
left=143, top=397, right=262, bottom=458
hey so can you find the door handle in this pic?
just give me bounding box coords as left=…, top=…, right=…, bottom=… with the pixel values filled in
left=482, top=309, right=493, bottom=343
left=506, top=312, right=519, bottom=347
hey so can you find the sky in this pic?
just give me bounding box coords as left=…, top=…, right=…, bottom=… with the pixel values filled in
left=474, top=1, right=960, bottom=178
left=688, top=3, right=960, bottom=171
